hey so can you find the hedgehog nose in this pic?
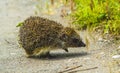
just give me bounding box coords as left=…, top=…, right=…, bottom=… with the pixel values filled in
left=82, top=43, right=86, bottom=47
left=80, top=42, right=86, bottom=47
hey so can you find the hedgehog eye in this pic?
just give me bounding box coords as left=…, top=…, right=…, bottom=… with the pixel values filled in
left=72, top=38, right=79, bottom=43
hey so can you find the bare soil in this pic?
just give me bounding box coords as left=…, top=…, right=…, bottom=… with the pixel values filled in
left=0, top=0, right=120, bottom=73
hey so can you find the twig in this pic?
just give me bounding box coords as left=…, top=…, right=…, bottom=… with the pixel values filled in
left=68, top=67, right=98, bottom=73
left=58, top=65, right=83, bottom=73
left=5, top=39, right=10, bottom=44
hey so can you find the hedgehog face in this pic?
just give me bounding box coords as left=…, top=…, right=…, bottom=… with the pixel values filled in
left=60, top=27, right=86, bottom=47
left=70, top=35, right=86, bottom=47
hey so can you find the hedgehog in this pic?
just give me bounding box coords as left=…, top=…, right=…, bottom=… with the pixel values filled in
left=19, top=16, right=86, bottom=57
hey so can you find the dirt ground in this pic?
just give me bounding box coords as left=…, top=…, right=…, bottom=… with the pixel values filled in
left=0, top=0, right=120, bottom=73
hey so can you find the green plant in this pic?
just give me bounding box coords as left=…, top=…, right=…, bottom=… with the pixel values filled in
left=71, top=0, right=120, bottom=35
left=16, top=22, right=23, bottom=27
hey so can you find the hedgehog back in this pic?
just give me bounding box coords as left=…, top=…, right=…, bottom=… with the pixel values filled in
left=19, top=16, right=63, bottom=51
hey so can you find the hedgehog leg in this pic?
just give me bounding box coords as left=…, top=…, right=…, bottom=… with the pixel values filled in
left=60, top=41, right=69, bottom=52
left=43, top=51, right=52, bottom=57
left=62, top=42, right=69, bottom=52
left=44, top=51, right=52, bottom=57
left=63, top=48, right=68, bottom=52
left=39, top=51, right=53, bottom=58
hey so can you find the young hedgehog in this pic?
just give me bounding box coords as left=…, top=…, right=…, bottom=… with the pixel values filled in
left=19, top=16, right=86, bottom=57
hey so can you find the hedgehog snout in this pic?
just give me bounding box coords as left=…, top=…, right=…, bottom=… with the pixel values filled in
left=79, top=41, right=86, bottom=47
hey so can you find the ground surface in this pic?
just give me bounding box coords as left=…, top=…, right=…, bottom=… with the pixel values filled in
left=0, top=0, right=120, bottom=73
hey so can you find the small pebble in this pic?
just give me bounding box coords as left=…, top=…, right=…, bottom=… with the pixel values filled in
left=112, top=55, right=120, bottom=59
left=83, top=57, right=90, bottom=60
left=99, top=52, right=105, bottom=55
left=98, top=37, right=103, bottom=42
left=118, top=46, right=120, bottom=49
left=67, top=59, right=72, bottom=62
left=10, top=53, right=16, bottom=55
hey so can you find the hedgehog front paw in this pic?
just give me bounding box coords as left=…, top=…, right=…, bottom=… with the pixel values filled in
left=64, top=48, right=69, bottom=52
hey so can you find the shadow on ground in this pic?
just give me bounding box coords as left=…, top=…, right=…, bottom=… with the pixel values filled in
left=28, top=52, right=89, bottom=60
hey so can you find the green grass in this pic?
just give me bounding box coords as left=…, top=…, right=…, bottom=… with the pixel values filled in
left=70, top=0, right=120, bottom=36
